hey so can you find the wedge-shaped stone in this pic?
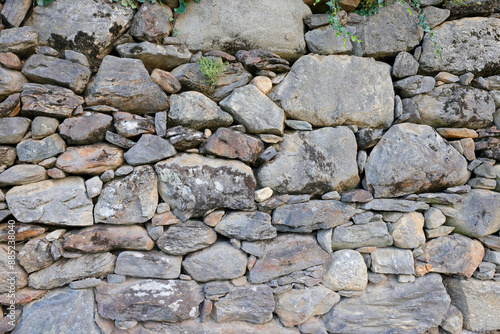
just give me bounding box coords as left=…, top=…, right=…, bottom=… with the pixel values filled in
left=0, top=27, right=37, bottom=56
left=157, top=221, right=217, bottom=255
left=21, top=83, right=84, bottom=119
left=272, top=200, right=355, bottom=233
left=269, top=55, right=394, bottom=128
left=63, top=225, right=154, bottom=253
left=6, top=177, right=93, bottom=226
left=28, top=252, right=115, bottom=289
left=56, top=143, right=123, bottom=175
left=18, top=235, right=53, bottom=273
left=215, top=211, right=276, bottom=241
left=155, top=153, right=256, bottom=221
left=116, top=42, right=191, bottom=72
left=16, top=134, right=66, bottom=163
left=59, top=112, right=112, bottom=145
left=331, top=221, right=393, bottom=250
left=96, top=279, right=203, bottom=322
left=249, top=234, right=329, bottom=284
left=365, top=123, right=470, bottom=198
left=124, top=134, right=176, bottom=166
left=85, top=56, right=168, bottom=113
left=94, top=165, right=157, bottom=224
left=0, top=223, right=46, bottom=242
left=203, top=128, right=264, bottom=164
left=323, top=274, right=450, bottom=333
left=257, top=127, right=359, bottom=195
left=114, top=251, right=181, bottom=279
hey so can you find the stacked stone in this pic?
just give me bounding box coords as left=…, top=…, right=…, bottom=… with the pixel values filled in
left=0, top=0, right=500, bottom=333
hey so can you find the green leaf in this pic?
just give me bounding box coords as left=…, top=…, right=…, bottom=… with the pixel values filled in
left=175, top=2, right=187, bottom=13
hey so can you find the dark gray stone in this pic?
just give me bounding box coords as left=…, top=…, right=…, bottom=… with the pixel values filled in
left=16, top=134, right=66, bottom=163
left=157, top=220, right=217, bottom=255
left=215, top=211, right=277, bottom=241
left=124, top=134, right=176, bottom=165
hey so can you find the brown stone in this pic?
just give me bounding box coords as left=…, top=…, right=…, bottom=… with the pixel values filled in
left=152, top=211, right=180, bottom=226
left=56, top=144, right=124, bottom=175
left=235, top=49, right=290, bottom=73
left=0, top=146, right=16, bottom=167
left=0, top=244, right=28, bottom=293
left=151, top=69, right=181, bottom=94
left=205, top=50, right=237, bottom=62
left=0, top=93, right=20, bottom=117
left=18, top=235, right=54, bottom=273
left=203, top=210, right=225, bottom=227
left=0, top=52, right=21, bottom=70
left=0, top=223, right=47, bottom=242
left=437, top=128, right=479, bottom=139
left=129, top=1, right=173, bottom=43
left=340, top=189, right=374, bottom=203
left=203, top=128, right=265, bottom=164
left=460, top=138, right=476, bottom=161
left=0, top=287, right=48, bottom=305
left=46, top=167, right=66, bottom=179
left=63, top=225, right=154, bottom=253
left=58, top=112, right=113, bottom=145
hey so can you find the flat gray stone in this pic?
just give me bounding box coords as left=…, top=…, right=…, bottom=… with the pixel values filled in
left=0, top=0, right=32, bottom=27
left=157, top=220, right=217, bottom=255
left=393, top=75, right=435, bottom=98
left=391, top=212, right=426, bottom=249
left=0, top=164, right=47, bottom=186
left=361, top=199, right=430, bottom=212
left=58, top=112, right=112, bottom=145
left=114, top=251, right=182, bottom=279
left=0, top=26, right=38, bottom=56
left=16, top=134, right=66, bottom=164
left=0, top=117, right=30, bottom=144
left=331, top=221, right=393, bottom=250
left=124, top=134, right=176, bottom=165
left=215, top=211, right=277, bottom=241
left=305, top=26, right=352, bottom=55
left=422, top=6, right=450, bottom=29
left=69, top=278, right=101, bottom=289
left=18, top=235, right=53, bottom=273
left=371, top=247, right=415, bottom=275
left=116, top=42, right=191, bottom=72
left=32, top=116, right=59, bottom=140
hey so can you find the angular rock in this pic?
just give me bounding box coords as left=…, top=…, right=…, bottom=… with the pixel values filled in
left=0, top=0, right=31, bottom=28
left=249, top=234, right=329, bottom=284
left=0, top=26, right=37, bottom=55
left=211, top=285, right=275, bottom=324
left=405, top=84, right=495, bottom=129
left=63, top=225, right=154, bottom=253
left=18, top=235, right=53, bottom=273
left=0, top=66, right=27, bottom=100
left=445, top=0, right=496, bottom=19
left=423, top=6, right=450, bottom=29
left=94, top=165, right=157, bottom=224
left=113, top=111, right=155, bottom=138
left=365, top=123, right=470, bottom=198
left=85, top=56, right=168, bottom=113
left=155, top=154, right=256, bottom=220
left=6, top=177, right=93, bottom=226
left=420, top=17, right=500, bottom=76
left=31, top=116, right=59, bottom=140
left=182, top=241, right=247, bottom=282
left=220, top=85, right=285, bottom=135
left=129, top=1, right=172, bottom=43
left=157, top=220, right=217, bottom=255
left=56, top=143, right=123, bottom=175
left=167, top=126, right=204, bottom=150
left=116, top=42, right=191, bottom=72
left=151, top=69, right=181, bottom=94
left=371, top=247, right=415, bottom=275
left=215, top=211, right=276, bottom=241
left=203, top=128, right=264, bottom=164
left=12, top=288, right=100, bottom=334
left=305, top=26, right=352, bottom=55
left=0, top=92, right=20, bottom=117
left=58, top=112, right=112, bottom=145
left=256, top=127, right=359, bottom=195
left=391, top=212, right=426, bottom=249
left=272, top=200, right=355, bottom=233
left=16, top=134, right=66, bottom=163
left=173, top=0, right=311, bottom=60
left=124, top=134, right=176, bottom=165
left=28, top=252, right=115, bottom=289
left=322, top=249, right=367, bottom=291
left=22, top=54, right=90, bottom=94
left=0, top=223, right=46, bottom=242
left=168, top=91, right=233, bottom=130
left=393, top=75, right=435, bottom=98
left=96, top=279, right=203, bottom=322
left=0, top=164, right=46, bottom=186
left=0, top=287, right=48, bottom=305
left=0, top=244, right=28, bottom=293
left=331, top=221, right=393, bottom=250
left=323, top=274, right=450, bottom=333
left=440, top=304, right=463, bottom=334
left=269, top=54, right=394, bottom=128
left=0, top=117, right=30, bottom=144
left=20, top=83, right=84, bottom=119
left=235, top=49, right=290, bottom=74
left=114, top=251, right=181, bottom=279
left=392, top=51, right=419, bottom=78
left=250, top=76, right=273, bottom=94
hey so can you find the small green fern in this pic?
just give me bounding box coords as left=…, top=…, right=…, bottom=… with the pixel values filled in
left=197, top=56, right=228, bottom=92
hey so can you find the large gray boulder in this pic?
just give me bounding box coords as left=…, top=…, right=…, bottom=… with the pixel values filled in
left=173, top=0, right=311, bottom=60
left=269, top=54, right=394, bottom=128
left=256, top=127, right=359, bottom=195
left=6, top=177, right=93, bottom=226
left=25, top=0, right=134, bottom=64
left=420, top=17, right=500, bottom=76
left=155, top=154, right=256, bottom=221
left=85, top=56, right=168, bottom=113
left=365, top=123, right=470, bottom=198
left=322, top=274, right=450, bottom=333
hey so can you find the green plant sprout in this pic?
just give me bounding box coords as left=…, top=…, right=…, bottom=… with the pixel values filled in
left=197, top=56, right=228, bottom=92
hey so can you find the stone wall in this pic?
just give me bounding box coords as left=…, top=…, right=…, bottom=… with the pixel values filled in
left=0, top=0, right=500, bottom=333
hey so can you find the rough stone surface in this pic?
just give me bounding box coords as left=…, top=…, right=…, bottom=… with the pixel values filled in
left=331, top=221, right=393, bottom=250
left=269, top=55, right=394, bottom=128
left=116, top=42, right=191, bottom=72
left=256, top=127, right=359, bottom=195
left=31, top=116, right=59, bottom=140
left=56, top=143, right=123, bottom=175
left=0, top=244, right=27, bottom=293
left=393, top=75, right=435, bottom=98
left=0, top=26, right=37, bottom=56
left=124, top=134, right=176, bottom=165
left=157, top=220, right=217, bottom=255
left=0, top=0, right=32, bottom=28
left=0, top=66, right=27, bottom=99
left=392, top=51, right=419, bottom=79
left=16, top=134, right=66, bottom=163
left=151, top=69, right=181, bottom=94
left=322, top=249, right=368, bottom=291
left=129, top=1, right=172, bottom=43
left=58, top=112, right=112, bottom=145
left=391, top=212, right=426, bottom=249
left=203, top=128, right=264, bottom=164
left=114, top=251, right=182, bottom=279
left=18, top=235, right=53, bottom=273
left=113, top=111, right=155, bottom=138
left=371, top=247, right=415, bottom=274
left=0, top=164, right=47, bottom=186
left=0, top=117, right=30, bottom=144
left=215, top=211, right=276, bottom=241
left=365, top=123, right=470, bottom=198
left=305, top=26, right=352, bottom=55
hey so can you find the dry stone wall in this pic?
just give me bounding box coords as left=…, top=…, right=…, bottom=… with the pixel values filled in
left=0, top=0, right=500, bottom=333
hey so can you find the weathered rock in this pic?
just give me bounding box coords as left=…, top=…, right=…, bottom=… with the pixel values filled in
left=26, top=0, right=134, bottom=64
left=63, top=225, right=154, bottom=253
left=322, top=249, right=367, bottom=291
left=391, top=212, right=426, bottom=249
left=151, top=69, right=181, bottom=94
left=129, top=1, right=172, bottom=43
left=423, top=6, right=450, bottom=29
left=116, top=42, right=191, bottom=72
left=31, top=116, right=59, bottom=140
left=272, top=200, right=355, bottom=233
left=405, top=84, right=495, bottom=129
left=0, top=223, right=46, bottom=242
left=0, top=117, right=30, bottom=144
left=250, top=76, right=273, bottom=94
left=270, top=54, right=393, bottom=128
left=58, top=112, right=112, bottom=145
left=16, top=134, right=66, bottom=163
left=167, top=126, right=204, bottom=150
left=85, top=56, right=168, bottom=113
left=249, top=234, right=329, bottom=283
left=365, top=123, right=470, bottom=198
left=157, top=220, right=217, bottom=255
left=56, top=143, right=123, bottom=175
left=28, top=252, right=115, bottom=289
left=21, top=83, right=84, bottom=119
left=173, top=0, right=311, bottom=60
left=0, top=66, right=27, bottom=100
left=331, top=221, right=393, bottom=250
left=182, top=241, right=247, bottom=282
left=12, top=288, right=100, bottom=334
left=256, top=127, right=359, bottom=195
left=446, top=0, right=496, bottom=19
left=220, top=85, right=285, bottom=135
left=0, top=164, right=46, bottom=186
left=18, top=235, right=53, bottom=273
left=235, top=49, right=290, bottom=73
left=155, top=154, right=256, bottom=221
left=392, top=51, right=419, bottom=78
left=440, top=304, right=463, bottom=334
left=0, top=244, right=28, bottom=293
left=0, top=26, right=37, bottom=55
left=114, top=251, right=181, bottom=279
left=0, top=0, right=31, bottom=28
left=124, top=134, right=176, bottom=165
left=6, top=177, right=93, bottom=226
left=420, top=17, right=500, bottom=76
left=113, top=111, right=155, bottom=138
left=445, top=277, right=500, bottom=331
left=305, top=26, right=352, bottom=55
left=168, top=91, right=233, bottom=130
left=203, top=128, right=264, bottom=164
left=22, top=54, right=90, bottom=94
left=348, top=2, right=423, bottom=58
left=371, top=247, right=415, bottom=274
left=424, top=234, right=484, bottom=277
left=323, top=274, right=450, bottom=333
left=96, top=279, right=204, bottom=322
left=94, top=165, right=157, bottom=224
left=215, top=211, right=276, bottom=241
left=393, top=75, right=436, bottom=98
left=0, top=92, right=20, bottom=117
left=0, top=287, right=47, bottom=306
